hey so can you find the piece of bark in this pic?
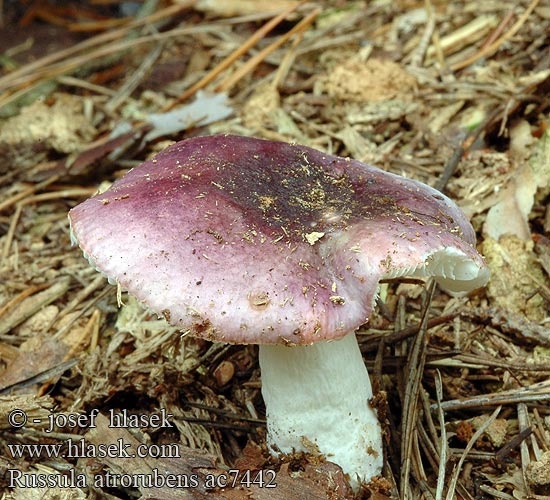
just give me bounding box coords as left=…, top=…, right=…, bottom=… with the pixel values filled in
left=0, top=278, right=70, bottom=337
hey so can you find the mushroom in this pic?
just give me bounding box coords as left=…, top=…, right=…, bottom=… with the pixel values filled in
left=68, top=135, right=489, bottom=489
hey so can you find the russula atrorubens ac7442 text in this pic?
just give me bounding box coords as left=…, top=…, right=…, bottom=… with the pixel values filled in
left=69, top=134, right=489, bottom=489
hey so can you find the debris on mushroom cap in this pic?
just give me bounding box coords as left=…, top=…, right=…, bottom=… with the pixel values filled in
left=68, top=134, right=489, bottom=345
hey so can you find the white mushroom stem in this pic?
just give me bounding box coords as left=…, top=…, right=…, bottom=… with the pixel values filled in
left=259, top=332, right=383, bottom=490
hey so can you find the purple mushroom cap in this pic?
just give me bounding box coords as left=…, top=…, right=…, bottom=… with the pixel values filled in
left=69, top=134, right=488, bottom=345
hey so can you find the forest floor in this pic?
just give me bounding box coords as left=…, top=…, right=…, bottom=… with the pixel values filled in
left=0, top=1, right=550, bottom=499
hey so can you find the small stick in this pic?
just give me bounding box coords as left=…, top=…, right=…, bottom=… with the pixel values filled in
left=216, top=8, right=321, bottom=93
left=56, top=75, right=116, bottom=95
left=360, top=313, right=458, bottom=353
left=477, top=484, right=518, bottom=500
left=0, top=283, right=50, bottom=318
left=435, top=106, right=501, bottom=192
left=90, top=308, right=101, bottom=351
left=53, top=286, right=113, bottom=340
left=480, top=9, right=515, bottom=50
left=451, top=0, right=540, bottom=71
left=432, top=378, right=550, bottom=412
left=170, top=0, right=307, bottom=106
left=0, top=279, right=70, bottom=337
left=0, top=174, right=61, bottom=213
left=417, top=420, right=440, bottom=474
left=49, top=275, right=106, bottom=329
left=494, top=427, right=533, bottom=464
left=0, top=359, right=79, bottom=395
left=67, top=17, right=134, bottom=32
left=272, top=20, right=306, bottom=90
left=18, top=188, right=97, bottom=205
left=105, top=35, right=165, bottom=113
left=532, top=408, right=550, bottom=451
left=0, top=2, right=194, bottom=92
left=0, top=24, right=217, bottom=109
left=400, top=282, right=435, bottom=499
left=435, top=370, right=448, bottom=500
left=518, top=403, right=533, bottom=497
left=1, top=186, right=97, bottom=261
left=38, top=309, right=100, bottom=396
left=1, top=203, right=22, bottom=262
left=409, top=0, right=435, bottom=67
left=445, top=406, right=502, bottom=500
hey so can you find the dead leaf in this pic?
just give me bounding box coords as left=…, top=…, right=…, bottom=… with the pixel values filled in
left=484, top=124, right=550, bottom=240
left=144, top=91, right=233, bottom=143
